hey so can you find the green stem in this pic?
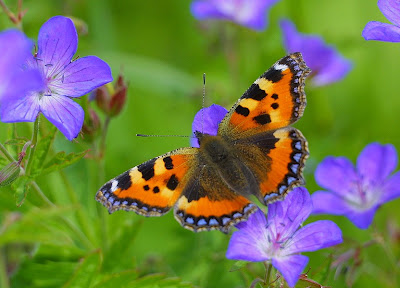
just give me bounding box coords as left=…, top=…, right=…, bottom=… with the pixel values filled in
left=0, top=0, right=22, bottom=29
left=0, top=143, right=14, bottom=163
left=59, top=170, right=96, bottom=245
left=0, top=248, right=9, bottom=288
left=30, top=181, right=54, bottom=207
left=25, top=116, right=40, bottom=176
left=263, top=262, right=273, bottom=287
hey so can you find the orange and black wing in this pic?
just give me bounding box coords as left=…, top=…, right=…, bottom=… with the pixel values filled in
left=96, top=147, right=197, bottom=216
left=174, top=164, right=258, bottom=233
left=218, top=52, right=310, bottom=139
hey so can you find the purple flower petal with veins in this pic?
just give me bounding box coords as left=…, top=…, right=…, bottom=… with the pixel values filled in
left=363, top=0, right=400, bottom=42
left=312, top=142, right=400, bottom=229
left=226, top=187, right=342, bottom=287
left=191, top=0, right=280, bottom=31
left=0, top=16, right=113, bottom=140
left=0, top=30, right=43, bottom=104
left=280, top=19, right=352, bottom=86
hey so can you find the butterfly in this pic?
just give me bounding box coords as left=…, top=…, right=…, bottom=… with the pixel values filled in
left=96, top=53, right=310, bottom=233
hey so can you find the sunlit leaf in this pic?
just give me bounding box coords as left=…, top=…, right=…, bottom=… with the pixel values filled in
left=29, top=126, right=57, bottom=178
left=11, top=175, right=30, bottom=206
left=92, top=270, right=138, bottom=288
left=41, top=150, right=87, bottom=176
left=62, top=250, right=102, bottom=288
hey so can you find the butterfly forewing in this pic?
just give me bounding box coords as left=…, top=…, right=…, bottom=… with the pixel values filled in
left=96, top=148, right=197, bottom=216
left=219, top=52, right=310, bottom=139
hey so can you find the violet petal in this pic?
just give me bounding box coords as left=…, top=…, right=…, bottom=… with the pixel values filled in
left=315, top=156, right=359, bottom=197
left=272, top=255, right=308, bottom=287
left=267, top=187, right=312, bottom=242
left=50, top=56, right=113, bottom=98
left=362, top=21, right=400, bottom=42
left=284, top=220, right=342, bottom=255
left=378, top=0, right=400, bottom=26
left=311, top=191, right=350, bottom=215
left=0, top=91, right=40, bottom=122
left=191, top=104, right=227, bottom=147
left=40, top=95, right=84, bottom=140
left=381, top=171, right=400, bottom=203
left=37, top=16, right=78, bottom=78
left=357, top=143, right=397, bottom=186
left=226, top=209, right=269, bottom=262
left=346, top=206, right=378, bottom=229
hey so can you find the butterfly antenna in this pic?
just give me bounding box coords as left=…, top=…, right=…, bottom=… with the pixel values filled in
left=136, top=134, right=190, bottom=138
left=202, top=73, right=206, bottom=133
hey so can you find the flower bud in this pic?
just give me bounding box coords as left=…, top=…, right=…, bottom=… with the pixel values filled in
left=0, top=161, right=21, bottom=187
left=81, top=108, right=101, bottom=142
left=91, top=73, right=127, bottom=117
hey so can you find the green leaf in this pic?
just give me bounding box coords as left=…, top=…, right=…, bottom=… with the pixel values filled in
left=29, top=126, right=57, bottom=178
left=62, top=250, right=102, bottom=288
left=10, top=175, right=31, bottom=206
left=41, top=150, right=87, bottom=176
left=102, top=219, right=143, bottom=272
left=229, top=260, right=247, bottom=272
left=4, top=138, right=29, bottom=147
left=0, top=207, right=76, bottom=246
left=131, top=274, right=195, bottom=288
left=92, top=270, right=138, bottom=288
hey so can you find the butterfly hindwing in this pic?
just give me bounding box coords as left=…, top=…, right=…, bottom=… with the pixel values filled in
left=219, top=52, right=310, bottom=139
left=174, top=164, right=258, bottom=233
left=96, top=148, right=197, bottom=216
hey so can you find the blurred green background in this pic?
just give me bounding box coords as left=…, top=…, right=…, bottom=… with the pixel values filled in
left=1, top=0, right=400, bottom=287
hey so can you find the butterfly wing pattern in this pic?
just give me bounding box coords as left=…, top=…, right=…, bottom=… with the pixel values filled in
left=96, top=53, right=311, bottom=233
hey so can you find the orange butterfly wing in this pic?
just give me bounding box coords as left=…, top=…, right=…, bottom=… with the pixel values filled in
left=218, top=52, right=310, bottom=203
left=96, top=148, right=196, bottom=216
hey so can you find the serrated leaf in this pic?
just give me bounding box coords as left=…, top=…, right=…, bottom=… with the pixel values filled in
left=10, top=175, right=31, bottom=206
left=29, top=126, right=57, bottom=178
left=229, top=260, right=248, bottom=272
left=41, top=150, right=87, bottom=176
left=102, top=219, right=143, bottom=272
left=92, top=270, right=138, bottom=288
left=11, top=258, right=78, bottom=288
left=129, top=274, right=195, bottom=288
left=4, top=138, right=29, bottom=146
left=0, top=207, right=76, bottom=246
left=63, top=250, right=102, bottom=288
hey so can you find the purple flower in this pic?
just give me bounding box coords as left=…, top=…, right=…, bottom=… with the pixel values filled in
left=226, top=187, right=342, bottom=287
left=0, top=16, right=113, bottom=141
left=190, top=104, right=227, bottom=147
left=0, top=30, right=43, bottom=103
left=280, top=19, right=352, bottom=86
left=191, top=0, right=280, bottom=31
left=312, top=143, right=400, bottom=229
left=362, top=0, right=400, bottom=42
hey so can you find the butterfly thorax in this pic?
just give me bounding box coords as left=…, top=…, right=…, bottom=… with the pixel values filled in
left=196, top=132, right=259, bottom=196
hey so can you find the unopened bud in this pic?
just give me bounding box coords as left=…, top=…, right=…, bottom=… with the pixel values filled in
left=0, top=161, right=21, bottom=187
left=81, top=108, right=101, bottom=142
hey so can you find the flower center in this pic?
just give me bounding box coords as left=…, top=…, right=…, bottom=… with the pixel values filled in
left=344, top=179, right=381, bottom=211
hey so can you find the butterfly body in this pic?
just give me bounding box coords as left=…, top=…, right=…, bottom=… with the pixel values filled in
left=96, top=53, right=311, bottom=233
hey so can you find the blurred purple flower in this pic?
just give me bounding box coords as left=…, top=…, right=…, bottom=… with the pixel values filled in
left=0, top=30, right=43, bottom=104
left=226, top=187, right=342, bottom=287
left=0, top=16, right=113, bottom=141
left=312, top=143, right=400, bottom=229
left=191, top=104, right=227, bottom=147
left=280, top=19, right=352, bottom=86
left=362, top=0, right=400, bottom=42
left=191, top=0, right=280, bottom=31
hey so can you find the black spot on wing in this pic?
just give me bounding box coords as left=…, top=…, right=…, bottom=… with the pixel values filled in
left=242, top=84, right=267, bottom=101
left=153, top=186, right=160, bottom=193
left=253, top=113, right=271, bottom=125
left=271, top=103, right=279, bottom=109
left=137, top=158, right=156, bottom=180
left=143, top=185, right=150, bottom=191
left=163, top=156, right=173, bottom=170
left=116, top=170, right=132, bottom=190
left=271, top=93, right=278, bottom=100
left=262, top=68, right=283, bottom=83
left=166, top=174, right=179, bottom=190
left=183, top=178, right=208, bottom=203
left=235, top=105, right=250, bottom=117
